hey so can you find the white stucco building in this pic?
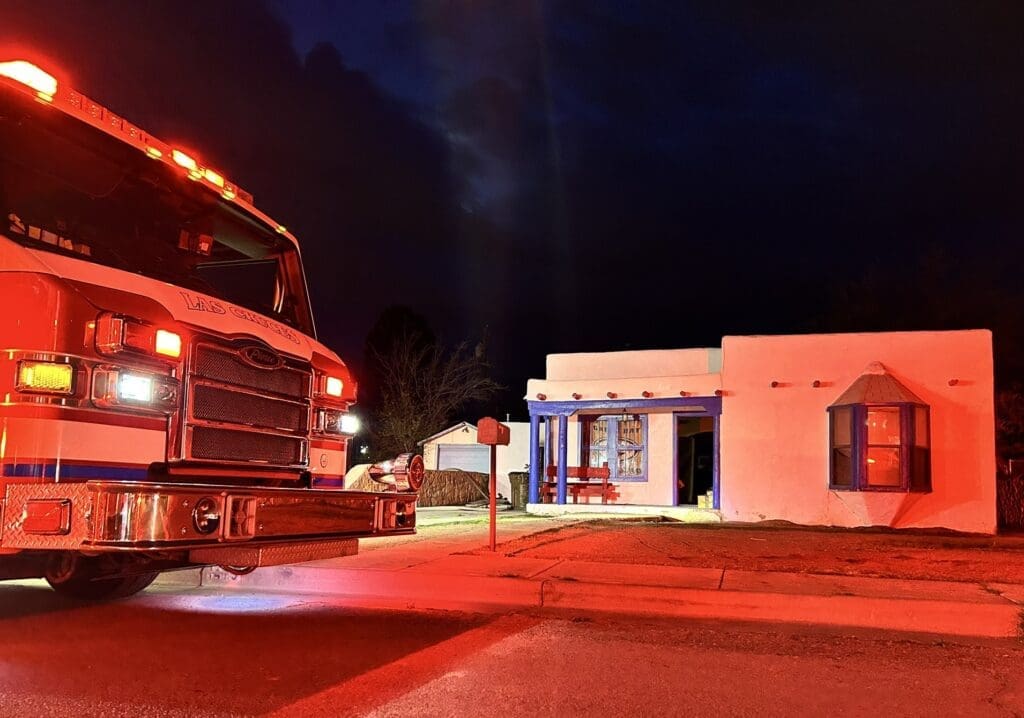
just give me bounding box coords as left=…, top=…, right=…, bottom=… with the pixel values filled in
left=419, top=421, right=532, bottom=498
left=524, top=330, right=996, bottom=534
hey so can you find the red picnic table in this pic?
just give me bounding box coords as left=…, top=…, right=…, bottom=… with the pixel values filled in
left=541, top=463, right=619, bottom=504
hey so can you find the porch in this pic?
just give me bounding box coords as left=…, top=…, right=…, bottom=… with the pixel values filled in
left=526, top=395, right=722, bottom=509
left=525, top=502, right=722, bottom=522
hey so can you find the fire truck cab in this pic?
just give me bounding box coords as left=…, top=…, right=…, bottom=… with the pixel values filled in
left=0, top=60, right=420, bottom=599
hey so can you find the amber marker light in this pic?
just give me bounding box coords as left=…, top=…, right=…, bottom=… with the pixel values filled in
left=16, top=361, right=73, bottom=394
left=154, top=329, right=182, bottom=359
left=325, top=376, right=344, bottom=397
left=203, top=168, right=225, bottom=188
left=0, top=60, right=58, bottom=100
left=171, top=149, right=197, bottom=170
left=145, top=146, right=163, bottom=159
left=172, top=149, right=204, bottom=179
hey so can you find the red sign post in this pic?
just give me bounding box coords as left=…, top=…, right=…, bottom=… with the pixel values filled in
left=477, top=417, right=511, bottom=551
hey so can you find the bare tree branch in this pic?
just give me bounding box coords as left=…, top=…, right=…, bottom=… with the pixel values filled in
left=367, top=330, right=501, bottom=458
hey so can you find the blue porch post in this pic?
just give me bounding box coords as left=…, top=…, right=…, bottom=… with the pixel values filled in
left=527, top=413, right=541, bottom=504
left=712, top=415, right=721, bottom=510
left=557, top=414, right=569, bottom=504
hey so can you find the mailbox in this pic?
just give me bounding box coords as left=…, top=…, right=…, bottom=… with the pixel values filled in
left=477, top=417, right=510, bottom=446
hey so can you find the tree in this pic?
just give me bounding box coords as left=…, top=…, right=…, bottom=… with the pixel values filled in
left=996, top=384, right=1024, bottom=465
left=366, top=325, right=501, bottom=459
left=360, top=305, right=437, bottom=420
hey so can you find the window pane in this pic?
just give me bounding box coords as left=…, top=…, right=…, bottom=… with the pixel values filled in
left=910, top=447, right=931, bottom=491
left=583, top=418, right=609, bottom=469
left=866, top=447, right=901, bottom=487
left=866, top=407, right=901, bottom=445
left=831, top=407, right=851, bottom=446
left=617, top=416, right=643, bottom=448
left=832, top=447, right=854, bottom=488
left=914, top=407, right=929, bottom=448
left=588, top=449, right=608, bottom=469
left=617, top=448, right=644, bottom=477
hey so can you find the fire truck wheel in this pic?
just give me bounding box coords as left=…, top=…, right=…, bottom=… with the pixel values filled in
left=45, top=557, right=159, bottom=600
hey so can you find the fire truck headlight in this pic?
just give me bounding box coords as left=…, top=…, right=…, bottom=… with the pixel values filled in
left=93, top=368, right=178, bottom=412
left=317, top=409, right=360, bottom=435
left=118, top=373, right=153, bottom=402
left=340, top=414, right=360, bottom=435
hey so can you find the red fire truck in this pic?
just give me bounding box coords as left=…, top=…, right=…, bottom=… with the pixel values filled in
left=0, top=59, right=422, bottom=598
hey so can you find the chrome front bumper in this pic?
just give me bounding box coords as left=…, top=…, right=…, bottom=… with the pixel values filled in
left=0, top=481, right=416, bottom=551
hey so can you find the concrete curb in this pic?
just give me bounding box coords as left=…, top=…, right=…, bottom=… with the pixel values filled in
left=541, top=580, right=1020, bottom=638
left=165, top=564, right=1023, bottom=639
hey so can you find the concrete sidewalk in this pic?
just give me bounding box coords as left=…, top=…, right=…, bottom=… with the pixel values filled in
left=158, top=516, right=1024, bottom=639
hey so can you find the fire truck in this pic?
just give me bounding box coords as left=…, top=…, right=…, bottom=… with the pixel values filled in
left=0, top=59, right=422, bottom=599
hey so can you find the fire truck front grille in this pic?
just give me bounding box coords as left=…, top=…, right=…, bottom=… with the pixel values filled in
left=193, top=346, right=310, bottom=398
left=181, top=343, right=313, bottom=468
left=192, top=384, right=308, bottom=433
left=190, top=427, right=306, bottom=466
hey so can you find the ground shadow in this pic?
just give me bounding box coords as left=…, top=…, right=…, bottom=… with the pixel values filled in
left=0, top=582, right=93, bottom=620
left=0, top=585, right=517, bottom=715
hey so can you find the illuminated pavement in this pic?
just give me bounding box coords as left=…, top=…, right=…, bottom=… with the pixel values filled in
left=1, top=582, right=1023, bottom=717
left=188, top=518, right=1024, bottom=638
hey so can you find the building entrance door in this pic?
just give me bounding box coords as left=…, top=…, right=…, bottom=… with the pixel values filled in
left=676, top=416, right=716, bottom=506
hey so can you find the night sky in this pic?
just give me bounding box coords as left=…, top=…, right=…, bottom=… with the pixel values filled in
left=2, top=2, right=1023, bottom=416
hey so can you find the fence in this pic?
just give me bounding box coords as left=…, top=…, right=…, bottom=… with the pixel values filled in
left=345, top=467, right=489, bottom=507
left=998, top=472, right=1024, bottom=531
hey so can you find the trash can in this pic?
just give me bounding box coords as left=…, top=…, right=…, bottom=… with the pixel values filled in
left=509, top=472, right=529, bottom=510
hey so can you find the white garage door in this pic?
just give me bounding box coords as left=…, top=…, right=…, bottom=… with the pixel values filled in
left=437, top=444, right=490, bottom=473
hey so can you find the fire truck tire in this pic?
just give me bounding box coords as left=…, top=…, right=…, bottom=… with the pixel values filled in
left=45, top=564, right=159, bottom=600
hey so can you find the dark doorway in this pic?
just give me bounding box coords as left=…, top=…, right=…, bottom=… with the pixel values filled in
left=676, top=417, right=715, bottom=506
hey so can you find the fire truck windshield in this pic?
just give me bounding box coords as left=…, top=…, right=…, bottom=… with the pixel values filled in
left=0, top=107, right=315, bottom=336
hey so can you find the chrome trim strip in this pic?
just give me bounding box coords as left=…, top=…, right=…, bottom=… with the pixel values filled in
left=190, top=537, right=358, bottom=567
left=2, top=481, right=415, bottom=550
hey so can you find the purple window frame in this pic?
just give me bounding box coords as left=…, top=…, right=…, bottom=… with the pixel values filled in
left=827, top=402, right=931, bottom=492
left=579, top=414, right=649, bottom=482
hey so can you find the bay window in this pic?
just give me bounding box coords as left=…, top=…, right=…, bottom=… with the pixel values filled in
left=828, top=402, right=930, bottom=492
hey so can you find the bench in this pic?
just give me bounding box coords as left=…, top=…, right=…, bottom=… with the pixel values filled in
left=542, top=464, right=618, bottom=504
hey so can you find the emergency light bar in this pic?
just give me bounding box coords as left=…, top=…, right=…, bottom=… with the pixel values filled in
left=0, top=60, right=57, bottom=100
left=0, top=58, right=295, bottom=244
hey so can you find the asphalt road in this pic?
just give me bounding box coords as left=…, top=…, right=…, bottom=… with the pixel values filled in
left=1, top=582, right=1023, bottom=717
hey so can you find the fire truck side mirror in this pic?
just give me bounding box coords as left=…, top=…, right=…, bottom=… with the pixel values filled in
left=368, top=453, right=424, bottom=492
